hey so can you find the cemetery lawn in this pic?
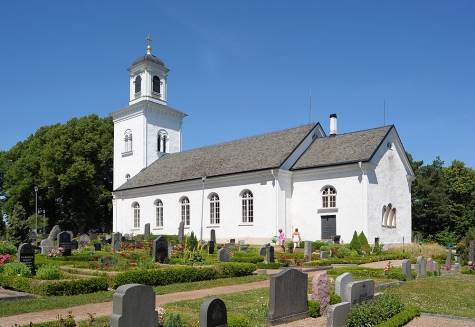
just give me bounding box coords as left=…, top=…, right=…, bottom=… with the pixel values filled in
left=383, top=274, right=475, bottom=318
left=0, top=275, right=269, bottom=317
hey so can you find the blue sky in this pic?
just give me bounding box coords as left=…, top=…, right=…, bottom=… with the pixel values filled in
left=1, top=1, right=474, bottom=169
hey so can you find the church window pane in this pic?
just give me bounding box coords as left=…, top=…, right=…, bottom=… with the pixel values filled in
left=181, top=197, right=190, bottom=226
left=210, top=194, right=220, bottom=225
left=158, top=131, right=168, bottom=153
left=133, top=203, right=140, bottom=228
left=322, top=187, right=336, bottom=208
left=124, top=130, right=132, bottom=152
left=135, top=76, right=141, bottom=93
left=242, top=191, right=253, bottom=223
left=153, top=76, right=160, bottom=93
left=155, top=200, right=163, bottom=227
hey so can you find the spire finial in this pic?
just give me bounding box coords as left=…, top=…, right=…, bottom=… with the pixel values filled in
left=146, top=35, right=152, bottom=54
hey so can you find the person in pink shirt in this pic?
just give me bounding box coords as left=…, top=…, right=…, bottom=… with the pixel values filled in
left=278, top=229, right=285, bottom=252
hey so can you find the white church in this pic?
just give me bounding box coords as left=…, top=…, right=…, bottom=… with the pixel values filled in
left=111, top=39, right=415, bottom=246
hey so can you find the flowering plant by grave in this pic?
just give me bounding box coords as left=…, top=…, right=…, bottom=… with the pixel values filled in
left=157, top=307, right=166, bottom=326
left=48, top=247, right=64, bottom=257
left=0, top=253, right=11, bottom=264
left=384, top=261, right=393, bottom=273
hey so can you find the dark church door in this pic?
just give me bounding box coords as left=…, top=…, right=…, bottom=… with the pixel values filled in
left=321, top=215, right=336, bottom=239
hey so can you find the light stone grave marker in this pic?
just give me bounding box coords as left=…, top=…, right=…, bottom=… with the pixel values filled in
left=335, top=272, right=353, bottom=301
left=345, top=279, right=375, bottom=308
left=401, top=259, right=412, bottom=280
left=40, top=239, right=54, bottom=255
left=427, top=258, right=434, bottom=272
left=217, top=248, right=231, bottom=262
left=304, top=241, right=312, bottom=261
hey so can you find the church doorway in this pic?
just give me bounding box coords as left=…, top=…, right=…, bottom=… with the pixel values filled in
left=321, top=215, right=336, bottom=240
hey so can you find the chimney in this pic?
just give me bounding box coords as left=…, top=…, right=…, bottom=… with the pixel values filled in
left=330, top=114, right=337, bottom=136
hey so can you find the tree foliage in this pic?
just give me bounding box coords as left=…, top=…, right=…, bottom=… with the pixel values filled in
left=0, top=114, right=113, bottom=233
left=6, top=204, right=30, bottom=247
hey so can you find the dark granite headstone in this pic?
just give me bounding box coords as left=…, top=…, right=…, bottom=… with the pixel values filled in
left=207, top=240, right=215, bottom=254
left=217, top=248, right=231, bottom=262
left=210, top=229, right=216, bottom=243
left=239, top=246, right=248, bottom=252
left=70, top=240, right=79, bottom=251
left=110, top=284, right=158, bottom=327
left=57, top=231, right=72, bottom=256
left=144, top=223, right=150, bottom=240
left=17, top=243, right=35, bottom=275
left=199, top=298, right=228, bottom=327
left=178, top=221, right=185, bottom=242
left=94, top=243, right=102, bottom=251
left=321, top=251, right=328, bottom=259
left=259, top=247, right=267, bottom=257
left=152, top=236, right=169, bottom=263
left=267, top=268, right=309, bottom=325
left=267, top=246, right=275, bottom=263
left=113, top=240, right=122, bottom=252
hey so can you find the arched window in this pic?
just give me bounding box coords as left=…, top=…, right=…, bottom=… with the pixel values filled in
left=181, top=197, right=190, bottom=226
left=382, top=206, right=387, bottom=226
left=134, top=76, right=141, bottom=93
left=242, top=191, right=253, bottom=223
left=389, top=208, right=397, bottom=228
left=152, top=76, right=160, bottom=93
left=383, top=203, right=392, bottom=227
left=124, top=130, right=132, bottom=152
left=155, top=199, right=163, bottom=227
left=210, top=194, right=220, bottom=225
left=133, top=202, right=140, bottom=228
left=157, top=130, right=168, bottom=153
left=322, top=187, right=336, bottom=208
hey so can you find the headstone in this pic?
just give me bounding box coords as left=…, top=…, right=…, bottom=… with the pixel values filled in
left=321, top=251, right=328, bottom=259
left=454, top=254, right=461, bottom=263
left=109, top=284, right=158, bottom=327
left=57, top=231, right=72, bottom=256
left=264, top=243, right=270, bottom=248
left=113, top=240, right=122, bottom=252
left=90, top=233, right=98, bottom=241
left=217, top=248, right=231, bottom=262
left=208, top=240, right=215, bottom=254
left=445, top=248, right=452, bottom=268
left=401, top=259, right=412, bottom=280
left=78, top=234, right=90, bottom=244
left=94, top=243, right=102, bottom=251
left=47, top=225, right=61, bottom=240
left=101, top=256, right=117, bottom=266
left=105, top=234, right=111, bottom=240
left=267, top=246, right=275, bottom=263
left=303, top=241, right=312, bottom=261
left=230, top=239, right=235, bottom=244
left=17, top=243, right=35, bottom=275
left=152, top=236, right=169, bottom=263
left=239, top=246, right=248, bottom=252
left=178, top=221, right=185, bottom=242
left=417, top=256, right=426, bottom=277
left=40, top=239, right=54, bottom=255
left=29, top=230, right=37, bottom=242
left=123, top=234, right=130, bottom=241
left=434, top=261, right=439, bottom=273
left=66, top=231, right=74, bottom=240
left=228, top=243, right=235, bottom=250
left=199, top=298, right=228, bottom=327
left=469, top=240, right=474, bottom=263
left=259, top=246, right=267, bottom=257
left=238, top=240, right=245, bottom=245
left=144, top=223, right=150, bottom=240
left=267, top=268, right=309, bottom=325
left=414, top=264, right=421, bottom=278
left=327, top=302, right=351, bottom=327
left=335, top=272, right=353, bottom=301
left=210, top=229, right=216, bottom=243
left=333, top=235, right=341, bottom=244
left=70, top=240, right=79, bottom=251
left=312, top=273, right=330, bottom=315
left=426, top=258, right=434, bottom=272
left=112, top=232, right=122, bottom=248
left=345, top=279, right=375, bottom=307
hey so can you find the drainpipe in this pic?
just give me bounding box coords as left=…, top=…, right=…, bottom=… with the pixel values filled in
left=271, top=169, right=278, bottom=236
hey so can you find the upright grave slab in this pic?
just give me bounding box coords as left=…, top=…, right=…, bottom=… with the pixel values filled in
left=152, top=236, right=169, bottom=263
left=401, top=259, right=412, bottom=280
left=17, top=243, right=35, bottom=275
left=469, top=240, right=474, bottom=264
left=259, top=246, right=267, bottom=257
left=144, top=223, right=150, bottom=240
left=40, top=239, right=54, bottom=255
left=70, top=240, right=79, bottom=251
left=178, top=221, right=185, bottom=242
left=327, top=302, right=351, bottom=327
left=303, top=241, right=312, bottom=261
left=267, top=246, right=275, bottom=263
left=217, top=248, right=231, bottom=262
left=47, top=225, right=61, bottom=240
left=426, top=258, right=434, bottom=272
left=416, top=256, right=426, bottom=277
left=445, top=248, right=452, bottom=268
left=335, top=272, right=353, bottom=301
left=345, top=279, right=375, bottom=307
left=57, top=231, right=72, bottom=256
left=78, top=234, right=90, bottom=245
left=109, top=284, right=158, bottom=327
left=239, top=245, right=248, bottom=252
left=267, top=268, right=309, bottom=325
left=112, top=232, right=122, bottom=252
left=199, top=298, right=228, bottom=327
left=312, top=273, right=330, bottom=315
left=208, top=240, right=215, bottom=254
left=321, top=251, right=328, bottom=259
left=210, top=229, right=216, bottom=243
left=90, top=233, right=98, bottom=241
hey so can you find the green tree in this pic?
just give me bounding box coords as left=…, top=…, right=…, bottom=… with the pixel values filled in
left=349, top=231, right=362, bottom=254
left=1, top=114, right=113, bottom=233
left=6, top=204, right=30, bottom=247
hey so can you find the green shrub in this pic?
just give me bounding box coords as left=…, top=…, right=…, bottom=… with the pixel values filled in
left=386, top=269, right=407, bottom=281
left=3, top=262, right=32, bottom=277
left=31, top=277, right=108, bottom=296
left=349, top=231, right=362, bottom=254
left=336, top=247, right=351, bottom=258
left=320, top=245, right=331, bottom=252
left=0, top=241, right=17, bottom=255
left=231, top=255, right=264, bottom=264
left=228, top=315, right=250, bottom=327
left=256, top=262, right=283, bottom=269
left=456, top=227, right=475, bottom=264
left=308, top=300, right=321, bottom=317
left=163, top=313, right=183, bottom=327
left=330, top=291, right=342, bottom=305
left=426, top=271, right=433, bottom=277
left=327, top=267, right=408, bottom=281
left=313, top=241, right=328, bottom=249
left=36, top=264, right=62, bottom=280
left=347, top=294, right=404, bottom=327
left=375, top=306, right=420, bottom=327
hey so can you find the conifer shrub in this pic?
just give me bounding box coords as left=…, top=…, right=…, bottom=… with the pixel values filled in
left=374, top=306, right=420, bottom=327
left=358, top=231, right=371, bottom=253
left=163, top=313, right=183, bottom=327
left=349, top=231, right=362, bottom=254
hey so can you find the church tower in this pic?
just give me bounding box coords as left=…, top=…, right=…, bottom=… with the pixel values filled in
left=110, top=36, right=187, bottom=190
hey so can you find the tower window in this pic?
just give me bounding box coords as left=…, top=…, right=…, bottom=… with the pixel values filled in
left=134, top=76, right=142, bottom=93
left=124, top=130, right=133, bottom=152
left=153, top=76, right=160, bottom=93
left=158, top=130, right=168, bottom=153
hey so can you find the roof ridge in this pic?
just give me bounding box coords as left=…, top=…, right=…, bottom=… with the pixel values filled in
left=325, top=125, right=392, bottom=137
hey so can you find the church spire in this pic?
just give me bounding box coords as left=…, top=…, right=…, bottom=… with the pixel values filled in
left=146, top=35, right=152, bottom=54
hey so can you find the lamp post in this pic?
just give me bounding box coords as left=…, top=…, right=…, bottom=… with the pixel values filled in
left=34, top=186, right=38, bottom=235
left=43, top=209, right=46, bottom=236
left=200, top=173, right=207, bottom=242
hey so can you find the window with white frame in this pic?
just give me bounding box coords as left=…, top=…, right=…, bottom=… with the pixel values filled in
left=210, top=194, right=220, bottom=225
left=242, top=191, right=253, bottom=223
left=382, top=203, right=396, bottom=228
left=133, top=202, right=140, bottom=228
left=124, top=130, right=133, bottom=152
left=157, top=130, right=168, bottom=153
left=181, top=197, right=190, bottom=226
left=155, top=199, right=163, bottom=227
left=322, top=187, right=336, bottom=208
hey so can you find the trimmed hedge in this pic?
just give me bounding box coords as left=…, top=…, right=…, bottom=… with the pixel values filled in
left=347, top=294, right=404, bottom=327
left=110, top=263, right=256, bottom=289
left=256, top=262, right=284, bottom=269
left=231, top=255, right=264, bottom=264
left=327, top=267, right=408, bottom=281
left=375, top=306, right=420, bottom=327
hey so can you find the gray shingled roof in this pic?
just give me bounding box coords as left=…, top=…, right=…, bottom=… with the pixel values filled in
left=291, top=125, right=393, bottom=170
left=116, top=123, right=317, bottom=190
